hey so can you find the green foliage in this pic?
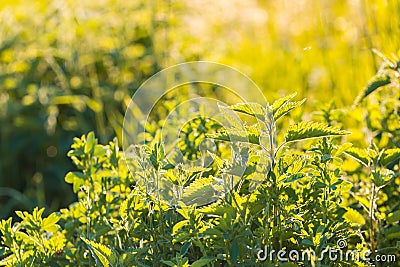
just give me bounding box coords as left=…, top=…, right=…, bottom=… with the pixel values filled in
left=229, top=102, right=267, bottom=121
left=0, top=208, right=65, bottom=266
left=353, top=74, right=391, bottom=106
left=1, top=0, right=399, bottom=223
left=285, top=121, right=350, bottom=143
left=0, top=3, right=399, bottom=259
left=272, top=92, right=306, bottom=121
left=81, top=238, right=117, bottom=267
left=206, top=125, right=262, bottom=145
left=0, top=67, right=398, bottom=265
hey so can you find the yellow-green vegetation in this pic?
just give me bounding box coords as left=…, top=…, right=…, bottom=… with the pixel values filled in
left=1, top=83, right=399, bottom=265
left=0, top=0, right=399, bottom=266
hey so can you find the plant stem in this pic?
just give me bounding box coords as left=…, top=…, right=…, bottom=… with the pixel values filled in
left=369, top=183, right=376, bottom=258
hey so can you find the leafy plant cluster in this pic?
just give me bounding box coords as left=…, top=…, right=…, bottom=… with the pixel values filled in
left=0, top=58, right=399, bottom=266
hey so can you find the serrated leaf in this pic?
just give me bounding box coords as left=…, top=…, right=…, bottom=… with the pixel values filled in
left=379, top=148, right=400, bottom=166
left=182, top=166, right=211, bottom=174
left=0, top=254, right=14, bottom=266
left=344, top=147, right=370, bottom=167
left=207, top=125, right=261, bottom=145
left=354, top=74, right=391, bottom=105
left=81, top=237, right=117, bottom=267
left=272, top=92, right=298, bottom=112
left=343, top=208, right=365, bottom=225
left=208, top=152, right=225, bottom=168
left=285, top=122, right=350, bottom=143
left=226, top=162, right=256, bottom=177
left=335, top=143, right=353, bottom=156
left=197, top=201, right=236, bottom=217
left=274, top=99, right=306, bottom=121
left=229, top=102, right=266, bottom=121
left=181, top=177, right=219, bottom=206
left=218, top=103, right=243, bottom=129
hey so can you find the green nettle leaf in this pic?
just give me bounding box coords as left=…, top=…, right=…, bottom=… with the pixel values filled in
left=207, top=125, right=261, bottom=145
left=334, top=142, right=353, bottom=156
left=197, top=201, right=236, bottom=217
left=371, top=169, right=394, bottom=187
left=182, top=177, right=220, bottom=206
left=218, top=103, right=243, bottom=129
left=285, top=121, right=350, bottom=143
left=272, top=92, right=298, bottom=112
left=344, top=147, right=371, bottom=166
left=354, top=74, right=391, bottom=105
left=0, top=253, right=13, bottom=266
left=273, top=99, right=306, bottom=121
left=379, top=148, right=400, bottom=166
left=183, top=166, right=211, bottom=174
left=226, top=161, right=257, bottom=177
left=343, top=208, right=365, bottom=225
left=82, top=238, right=117, bottom=267
left=229, top=102, right=266, bottom=121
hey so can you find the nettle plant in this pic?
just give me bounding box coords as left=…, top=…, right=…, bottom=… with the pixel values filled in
left=0, top=65, right=399, bottom=266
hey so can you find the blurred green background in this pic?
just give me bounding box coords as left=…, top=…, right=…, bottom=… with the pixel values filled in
left=0, top=0, right=399, bottom=218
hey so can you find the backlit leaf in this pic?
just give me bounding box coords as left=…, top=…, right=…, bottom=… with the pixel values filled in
left=274, top=99, right=306, bottom=121
left=344, top=147, right=370, bottom=167
left=285, top=121, right=350, bottom=143
left=354, top=74, right=391, bottom=105
left=229, top=102, right=266, bottom=121
left=379, top=148, right=400, bottom=166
